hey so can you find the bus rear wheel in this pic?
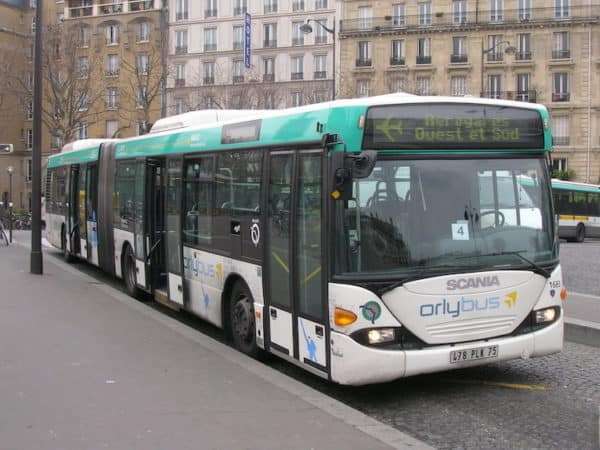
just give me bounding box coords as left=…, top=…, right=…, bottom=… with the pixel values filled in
left=575, top=223, right=585, bottom=243
left=230, top=281, right=260, bottom=358
left=123, top=245, right=142, bottom=299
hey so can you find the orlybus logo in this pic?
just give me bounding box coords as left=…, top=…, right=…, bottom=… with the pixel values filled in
left=504, top=291, right=518, bottom=308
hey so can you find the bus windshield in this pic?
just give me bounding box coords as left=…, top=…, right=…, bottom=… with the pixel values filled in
left=336, top=157, right=556, bottom=278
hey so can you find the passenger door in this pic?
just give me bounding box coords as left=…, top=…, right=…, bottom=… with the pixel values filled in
left=265, top=150, right=328, bottom=375
left=67, top=165, right=80, bottom=255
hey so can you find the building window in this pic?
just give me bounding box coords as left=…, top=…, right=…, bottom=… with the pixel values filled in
left=418, top=2, right=431, bottom=26
left=518, top=0, right=532, bottom=20
left=137, top=86, right=147, bottom=108
left=292, top=0, right=304, bottom=11
left=552, top=116, right=569, bottom=145
left=292, top=22, right=304, bottom=46
left=391, top=39, right=404, bottom=65
left=291, top=91, right=302, bottom=107
left=487, top=74, right=502, bottom=98
left=416, top=38, right=431, bottom=64
left=78, top=123, right=88, bottom=140
left=552, top=158, right=568, bottom=172
left=79, top=94, right=89, bottom=112
left=392, top=3, right=406, bottom=26
left=389, top=77, right=406, bottom=93
left=233, top=60, right=244, bottom=83
left=516, top=73, right=532, bottom=101
left=176, top=0, right=189, bottom=20
left=106, top=87, right=119, bottom=109
left=78, top=25, right=90, bottom=47
left=26, top=129, right=33, bottom=149
left=175, top=98, right=186, bottom=115
left=552, top=72, right=570, bottom=102
left=106, top=120, right=119, bottom=138
left=136, top=53, right=149, bottom=75
left=51, top=135, right=62, bottom=149
left=291, top=56, right=303, bottom=80
left=204, top=28, right=217, bottom=52
left=452, top=0, right=467, bottom=24
left=358, top=6, right=372, bottom=30
left=451, top=36, right=467, bottom=63
left=175, top=29, right=188, bottom=54
left=451, top=76, right=467, bottom=96
left=264, top=0, right=277, bottom=14
left=416, top=76, right=431, bottom=95
left=263, top=57, right=274, bottom=81
left=516, top=33, right=531, bottom=60
left=357, top=41, right=371, bottom=66
left=26, top=101, right=33, bottom=120
left=314, top=20, right=328, bottom=44
left=487, top=35, right=504, bottom=61
left=137, top=21, right=150, bottom=42
left=77, top=56, right=89, bottom=78
left=315, top=0, right=327, bottom=9
left=204, top=61, right=215, bottom=84
left=106, top=54, right=120, bottom=76
left=264, top=23, right=277, bottom=48
left=175, top=63, right=186, bottom=86
left=555, top=0, right=569, bottom=18
left=233, top=0, right=247, bottom=16
left=205, top=0, right=217, bottom=17
left=490, top=0, right=503, bottom=22
left=105, top=24, right=119, bottom=45
left=25, top=159, right=32, bottom=182
left=357, top=79, right=370, bottom=97
left=233, top=25, right=244, bottom=50
left=137, top=121, right=149, bottom=136
left=553, top=32, right=570, bottom=59
left=314, top=54, right=326, bottom=79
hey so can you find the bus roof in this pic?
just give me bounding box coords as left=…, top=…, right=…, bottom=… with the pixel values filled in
left=47, top=139, right=120, bottom=169
left=551, top=179, right=600, bottom=194
left=48, top=95, right=552, bottom=167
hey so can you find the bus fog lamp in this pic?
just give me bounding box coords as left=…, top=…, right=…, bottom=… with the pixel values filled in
left=534, top=307, right=556, bottom=324
left=367, top=328, right=395, bottom=345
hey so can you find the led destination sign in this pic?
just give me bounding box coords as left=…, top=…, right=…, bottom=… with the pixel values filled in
left=363, top=103, right=544, bottom=150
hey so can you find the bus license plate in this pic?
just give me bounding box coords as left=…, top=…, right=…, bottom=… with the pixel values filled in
left=450, top=345, right=498, bottom=364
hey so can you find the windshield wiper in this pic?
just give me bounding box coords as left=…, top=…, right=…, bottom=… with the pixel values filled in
left=456, top=250, right=551, bottom=278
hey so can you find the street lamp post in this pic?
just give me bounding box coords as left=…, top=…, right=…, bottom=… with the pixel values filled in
left=300, top=19, right=336, bottom=100
left=480, top=40, right=516, bottom=98
left=7, top=166, right=13, bottom=243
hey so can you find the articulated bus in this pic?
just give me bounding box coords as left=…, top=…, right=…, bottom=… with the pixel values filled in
left=45, top=94, right=564, bottom=385
left=552, top=179, right=600, bottom=242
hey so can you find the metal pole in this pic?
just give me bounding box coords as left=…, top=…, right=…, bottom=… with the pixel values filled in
left=332, top=23, right=336, bottom=100
left=480, top=40, right=484, bottom=97
left=31, top=0, right=44, bottom=274
left=8, top=172, right=12, bottom=243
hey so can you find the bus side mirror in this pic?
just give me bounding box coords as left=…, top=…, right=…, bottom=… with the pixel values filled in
left=350, top=150, right=378, bottom=179
left=330, top=151, right=377, bottom=201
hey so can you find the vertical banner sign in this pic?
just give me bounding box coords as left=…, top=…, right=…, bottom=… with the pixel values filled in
left=244, top=13, right=251, bottom=68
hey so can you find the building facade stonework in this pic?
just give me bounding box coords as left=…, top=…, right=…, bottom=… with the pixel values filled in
left=338, top=0, right=600, bottom=183
left=166, top=0, right=336, bottom=112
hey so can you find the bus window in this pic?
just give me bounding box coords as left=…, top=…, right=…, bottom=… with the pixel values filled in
left=573, top=192, right=587, bottom=215
left=184, top=157, right=213, bottom=246
left=215, top=151, right=262, bottom=215
left=114, top=161, right=136, bottom=232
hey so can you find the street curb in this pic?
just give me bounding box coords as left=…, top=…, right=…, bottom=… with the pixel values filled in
left=15, top=239, right=434, bottom=450
left=565, top=318, right=600, bottom=348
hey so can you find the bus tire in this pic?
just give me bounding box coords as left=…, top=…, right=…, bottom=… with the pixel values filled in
left=575, top=223, right=585, bottom=243
left=61, top=226, right=74, bottom=263
left=122, top=244, right=142, bottom=299
left=229, top=280, right=261, bottom=358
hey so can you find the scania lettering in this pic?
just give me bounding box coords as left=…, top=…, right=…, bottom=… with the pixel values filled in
left=45, top=95, right=563, bottom=386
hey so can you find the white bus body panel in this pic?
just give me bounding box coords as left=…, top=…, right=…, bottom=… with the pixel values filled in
left=46, top=213, right=63, bottom=249
left=298, top=317, right=327, bottom=368
left=87, top=220, right=99, bottom=266
left=329, top=266, right=564, bottom=385
left=113, top=228, right=134, bottom=279
left=168, top=273, right=184, bottom=305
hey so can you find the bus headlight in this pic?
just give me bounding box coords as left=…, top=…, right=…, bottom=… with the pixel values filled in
left=534, top=307, right=557, bottom=324
left=367, top=328, right=395, bottom=345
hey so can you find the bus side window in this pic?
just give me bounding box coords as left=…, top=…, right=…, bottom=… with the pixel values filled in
left=113, top=161, right=136, bottom=232
left=183, top=158, right=213, bottom=246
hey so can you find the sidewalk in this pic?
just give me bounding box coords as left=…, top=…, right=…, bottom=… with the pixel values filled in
left=0, top=240, right=430, bottom=450
left=563, top=291, right=600, bottom=348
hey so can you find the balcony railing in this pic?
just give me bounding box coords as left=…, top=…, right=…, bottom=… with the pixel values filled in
left=487, top=52, right=503, bottom=62
left=552, top=49, right=571, bottom=59
left=515, top=90, right=537, bottom=102
left=339, top=5, right=599, bottom=34
left=233, top=6, right=247, bottom=16
left=175, top=78, right=186, bottom=87
left=130, top=0, right=154, bottom=11
left=263, top=74, right=274, bottom=82
left=203, top=77, right=214, bottom=85
left=552, top=92, right=570, bottom=102
left=263, top=40, right=277, bottom=48
left=176, top=11, right=189, bottom=20
left=205, top=8, right=217, bottom=18
left=204, top=43, right=217, bottom=52
left=100, top=3, right=123, bottom=14
left=554, top=136, right=570, bottom=146
left=481, top=90, right=537, bottom=102
left=68, top=6, right=93, bottom=17
left=292, top=37, right=304, bottom=46
left=390, top=57, right=405, bottom=66
left=291, top=72, right=304, bottom=80
left=175, top=46, right=188, bottom=54
left=515, top=51, right=532, bottom=60
left=450, top=54, right=468, bottom=63
left=104, top=69, right=120, bottom=77
left=314, top=71, right=326, bottom=79
left=233, top=75, right=244, bottom=83
left=355, top=58, right=372, bottom=67
left=315, top=36, right=327, bottom=44
left=416, top=55, right=431, bottom=64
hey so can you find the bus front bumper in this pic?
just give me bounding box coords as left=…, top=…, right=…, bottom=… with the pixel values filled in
left=330, top=316, right=563, bottom=386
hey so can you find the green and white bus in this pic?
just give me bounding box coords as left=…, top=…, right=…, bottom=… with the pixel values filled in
left=46, top=94, right=564, bottom=385
left=552, top=179, right=600, bottom=242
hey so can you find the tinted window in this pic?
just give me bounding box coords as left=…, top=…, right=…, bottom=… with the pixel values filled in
left=184, top=157, right=213, bottom=246
left=363, top=103, right=545, bottom=149
left=114, top=161, right=136, bottom=231
left=215, top=151, right=262, bottom=216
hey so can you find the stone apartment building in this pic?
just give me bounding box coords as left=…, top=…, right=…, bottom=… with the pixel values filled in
left=338, top=0, right=600, bottom=183
left=166, top=0, right=336, bottom=112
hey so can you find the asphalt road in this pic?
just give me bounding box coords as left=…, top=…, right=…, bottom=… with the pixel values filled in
left=14, top=233, right=600, bottom=450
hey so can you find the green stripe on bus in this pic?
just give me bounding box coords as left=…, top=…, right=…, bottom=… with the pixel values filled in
left=552, top=180, right=600, bottom=194
left=47, top=146, right=100, bottom=168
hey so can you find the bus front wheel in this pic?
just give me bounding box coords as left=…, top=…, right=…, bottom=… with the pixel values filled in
left=230, top=281, right=260, bottom=358
left=123, top=245, right=142, bottom=299
left=575, top=223, right=586, bottom=243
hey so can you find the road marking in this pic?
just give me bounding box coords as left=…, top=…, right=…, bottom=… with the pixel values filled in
left=440, top=378, right=546, bottom=391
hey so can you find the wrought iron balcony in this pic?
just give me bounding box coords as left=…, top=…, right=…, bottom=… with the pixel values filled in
left=291, top=72, right=304, bottom=80
left=263, top=74, right=274, bottom=82
left=263, top=40, right=277, bottom=48
left=390, top=57, right=405, bottom=66
left=416, top=55, right=431, bottom=64
left=487, top=52, right=504, bottom=62
left=314, top=71, right=327, bottom=79
left=515, top=51, right=533, bottom=61
left=554, top=136, right=570, bottom=146
left=450, top=54, right=468, bottom=63
left=480, top=90, right=537, bottom=102
left=175, top=46, right=188, bottom=55
left=552, top=49, right=571, bottom=59
left=204, top=44, right=217, bottom=52
left=204, top=8, right=217, bottom=18
left=552, top=92, right=570, bottom=102
left=292, top=38, right=304, bottom=46
left=355, top=58, right=372, bottom=67
left=203, top=77, right=214, bottom=85
left=175, top=78, right=186, bottom=87
left=176, top=11, right=188, bottom=20
left=233, top=75, right=244, bottom=83
left=130, top=1, right=154, bottom=12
